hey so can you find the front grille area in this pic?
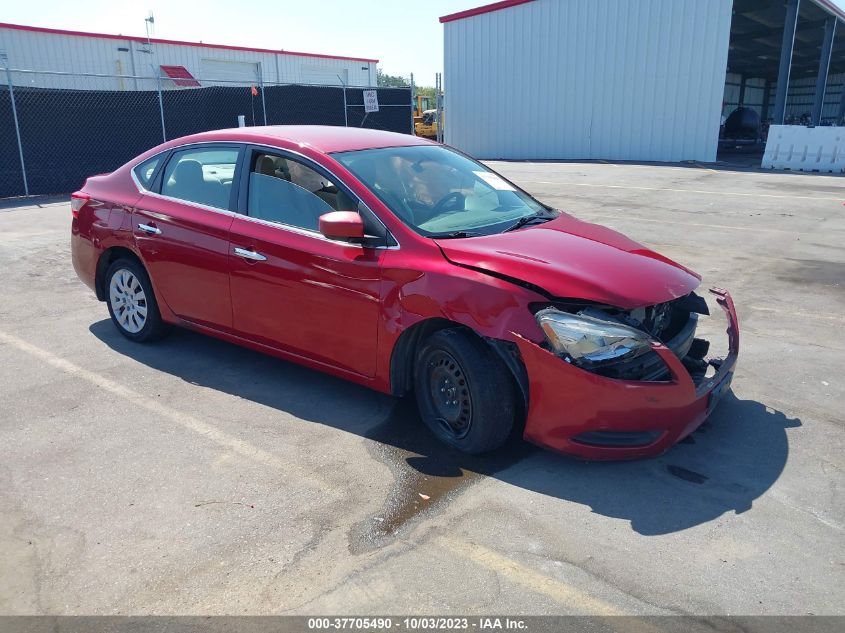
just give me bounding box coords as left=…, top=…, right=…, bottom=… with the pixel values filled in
left=587, top=292, right=709, bottom=382
left=533, top=292, right=712, bottom=383
left=593, top=312, right=698, bottom=381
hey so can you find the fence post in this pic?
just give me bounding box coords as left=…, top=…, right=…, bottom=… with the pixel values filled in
left=258, top=62, right=268, bottom=126
left=260, top=78, right=267, bottom=126
left=155, top=71, right=166, bottom=142
left=435, top=72, right=444, bottom=144
left=4, top=64, right=29, bottom=196
left=338, top=75, right=348, bottom=127
left=410, top=72, right=415, bottom=135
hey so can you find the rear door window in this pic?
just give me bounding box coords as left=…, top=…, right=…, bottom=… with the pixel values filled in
left=161, top=148, right=240, bottom=210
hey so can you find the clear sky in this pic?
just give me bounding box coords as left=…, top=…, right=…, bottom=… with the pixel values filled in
left=2, top=0, right=844, bottom=88
left=0, top=0, right=475, bottom=87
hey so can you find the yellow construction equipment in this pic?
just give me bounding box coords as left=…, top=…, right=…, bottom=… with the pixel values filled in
left=415, top=109, right=443, bottom=139
left=413, top=94, right=433, bottom=121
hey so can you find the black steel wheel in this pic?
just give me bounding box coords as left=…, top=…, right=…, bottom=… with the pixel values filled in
left=414, top=328, right=517, bottom=454
left=424, top=348, right=473, bottom=440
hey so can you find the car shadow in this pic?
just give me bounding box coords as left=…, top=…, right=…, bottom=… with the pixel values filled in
left=90, top=320, right=800, bottom=537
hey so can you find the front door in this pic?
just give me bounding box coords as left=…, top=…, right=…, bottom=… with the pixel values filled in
left=227, top=149, right=383, bottom=377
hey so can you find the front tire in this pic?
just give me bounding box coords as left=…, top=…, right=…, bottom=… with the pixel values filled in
left=105, top=258, right=170, bottom=342
left=414, top=328, right=517, bottom=454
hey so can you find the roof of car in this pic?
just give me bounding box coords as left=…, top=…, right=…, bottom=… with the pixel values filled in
left=173, top=125, right=433, bottom=154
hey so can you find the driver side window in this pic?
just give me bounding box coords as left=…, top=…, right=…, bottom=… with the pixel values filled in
left=246, top=152, right=357, bottom=232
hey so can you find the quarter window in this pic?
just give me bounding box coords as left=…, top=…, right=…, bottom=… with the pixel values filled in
left=161, top=148, right=239, bottom=210
left=133, top=156, right=161, bottom=190
left=247, top=152, right=357, bottom=231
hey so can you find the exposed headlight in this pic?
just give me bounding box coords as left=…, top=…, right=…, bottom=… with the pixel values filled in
left=535, top=308, right=654, bottom=367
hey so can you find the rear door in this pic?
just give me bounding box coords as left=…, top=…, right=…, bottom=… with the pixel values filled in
left=133, top=144, right=243, bottom=329
left=227, top=147, right=387, bottom=377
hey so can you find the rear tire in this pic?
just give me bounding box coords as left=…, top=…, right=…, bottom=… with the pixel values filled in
left=105, top=258, right=170, bottom=343
left=414, top=328, right=517, bottom=454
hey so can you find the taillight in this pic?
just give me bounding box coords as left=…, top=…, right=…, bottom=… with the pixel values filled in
left=71, top=191, right=90, bottom=219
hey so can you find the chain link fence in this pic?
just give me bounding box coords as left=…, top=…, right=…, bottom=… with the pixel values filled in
left=1, top=68, right=413, bottom=198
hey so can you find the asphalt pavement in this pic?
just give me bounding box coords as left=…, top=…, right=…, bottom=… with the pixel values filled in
left=0, top=161, right=842, bottom=615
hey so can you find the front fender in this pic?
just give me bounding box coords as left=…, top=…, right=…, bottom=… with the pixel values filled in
left=375, top=262, right=547, bottom=394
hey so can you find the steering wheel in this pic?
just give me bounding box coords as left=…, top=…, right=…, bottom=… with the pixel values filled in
left=432, top=191, right=466, bottom=216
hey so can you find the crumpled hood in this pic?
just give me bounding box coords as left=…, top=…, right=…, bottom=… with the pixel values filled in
left=435, top=213, right=700, bottom=309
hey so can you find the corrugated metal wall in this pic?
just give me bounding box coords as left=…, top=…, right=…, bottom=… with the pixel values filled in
left=0, top=27, right=377, bottom=89
left=783, top=73, right=844, bottom=121
left=723, top=74, right=767, bottom=119
left=444, top=0, right=733, bottom=162
left=722, top=72, right=844, bottom=124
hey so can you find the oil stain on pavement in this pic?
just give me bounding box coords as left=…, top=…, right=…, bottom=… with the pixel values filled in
left=349, top=398, right=535, bottom=553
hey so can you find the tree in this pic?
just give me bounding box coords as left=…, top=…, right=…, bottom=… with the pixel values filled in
left=377, top=68, right=409, bottom=88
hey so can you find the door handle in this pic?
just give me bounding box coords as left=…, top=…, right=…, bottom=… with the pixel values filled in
left=234, top=247, right=267, bottom=262
left=137, top=223, right=161, bottom=235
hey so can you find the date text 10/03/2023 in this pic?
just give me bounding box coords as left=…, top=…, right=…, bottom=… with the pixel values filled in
left=307, top=617, right=528, bottom=630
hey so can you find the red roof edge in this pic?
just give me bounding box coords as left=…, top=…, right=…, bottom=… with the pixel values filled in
left=0, top=22, right=379, bottom=63
left=440, top=0, right=536, bottom=24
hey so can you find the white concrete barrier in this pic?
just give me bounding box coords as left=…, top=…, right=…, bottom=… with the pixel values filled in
left=762, top=125, right=845, bottom=173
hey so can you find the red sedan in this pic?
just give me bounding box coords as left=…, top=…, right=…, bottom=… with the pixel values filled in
left=71, top=126, right=738, bottom=460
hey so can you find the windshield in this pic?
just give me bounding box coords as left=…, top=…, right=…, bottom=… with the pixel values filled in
left=333, top=145, right=555, bottom=238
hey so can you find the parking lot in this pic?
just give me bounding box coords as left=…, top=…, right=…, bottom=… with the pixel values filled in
left=0, top=161, right=843, bottom=616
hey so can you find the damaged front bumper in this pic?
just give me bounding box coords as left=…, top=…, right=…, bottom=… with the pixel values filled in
left=514, top=288, right=739, bottom=460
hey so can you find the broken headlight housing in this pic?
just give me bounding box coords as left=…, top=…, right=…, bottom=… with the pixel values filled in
left=535, top=308, right=654, bottom=369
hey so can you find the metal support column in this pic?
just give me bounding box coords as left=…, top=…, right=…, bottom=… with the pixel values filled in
left=4, top=63, right=29, bottom=196
left=839, top=82, right=845, bottom=123
left=773, top=0, right=800, bottom=125
left=738, top=75, right=747, bottom=107
left=762, top=79, right=771, bottom=122
left=812, top=17, right=837, bottom=125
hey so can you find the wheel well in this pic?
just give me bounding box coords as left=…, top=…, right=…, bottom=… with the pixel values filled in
left=389, top=318, right=461, bottom=397
left=95, top=247, right=142, bottom=301
left=389, top=319, right=529, bottom=418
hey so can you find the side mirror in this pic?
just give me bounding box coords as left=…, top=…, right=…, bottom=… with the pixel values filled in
left=319, top=211, right=365, bottom=241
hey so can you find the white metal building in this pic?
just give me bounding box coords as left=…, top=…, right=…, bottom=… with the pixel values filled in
left=441, top=0, right=845, bottom=162
left=0, top=22, right=379, bottom=89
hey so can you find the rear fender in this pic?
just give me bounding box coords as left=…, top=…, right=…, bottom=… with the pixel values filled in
left=94, top=237, right=177, bottom=324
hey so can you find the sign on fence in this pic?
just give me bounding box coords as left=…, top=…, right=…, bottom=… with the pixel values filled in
left=363, top=89, right=379, bottom=113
